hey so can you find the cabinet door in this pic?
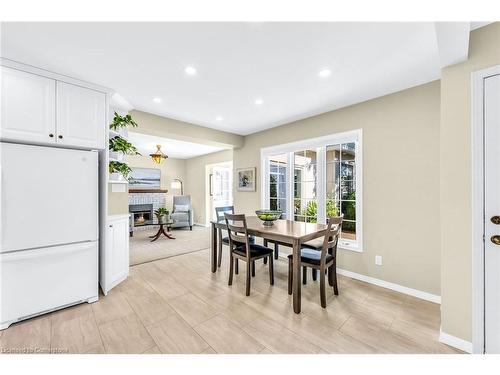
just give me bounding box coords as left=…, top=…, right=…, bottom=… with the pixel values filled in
left=56, top=81, right=106, bottom=149
left=101, top=218, right=129, bottom=294
left=1, top=66, right=56, bottom=144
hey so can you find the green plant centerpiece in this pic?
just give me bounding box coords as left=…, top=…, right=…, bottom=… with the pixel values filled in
left=154, top=207, right=170, bottom=224
left=110, top=111, right=138, bottom=130
left=109, top=161, right=132, bottom=181
left=109, top=136, right=141, bottom=156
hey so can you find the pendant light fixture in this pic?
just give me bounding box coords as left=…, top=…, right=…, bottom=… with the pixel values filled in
left=149, top=144, right=168, bottom=164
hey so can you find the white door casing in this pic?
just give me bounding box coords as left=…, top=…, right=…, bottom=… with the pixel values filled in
left=484, top=73, right=500, bottom=354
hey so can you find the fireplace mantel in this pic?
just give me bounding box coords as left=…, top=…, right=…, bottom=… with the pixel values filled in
left=129, top=189, right=168, bottom=193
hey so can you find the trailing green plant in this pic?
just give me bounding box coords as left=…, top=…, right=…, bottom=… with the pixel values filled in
left=109, top=111, right=138, bottom=130
left=109, top=161, right=132, bottom=180
left=109, top=136, right=141, bottom=155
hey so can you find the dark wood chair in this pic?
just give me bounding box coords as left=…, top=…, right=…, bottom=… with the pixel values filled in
left=215, top=206, right=255, bottom=273
left=287, top=216, right=343, bottom=308
left=224, top=212, right=274, bottom=296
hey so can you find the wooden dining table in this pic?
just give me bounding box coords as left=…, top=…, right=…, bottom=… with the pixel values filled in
left=210, top=216, right=328, bottom=314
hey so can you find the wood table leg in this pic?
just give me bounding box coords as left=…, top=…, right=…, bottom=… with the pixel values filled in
left=160, top=225, right=175, bottom=239
left=292, top=238, right=302, bottom=313
left=150, top=226, right=162, bottom=242
left=211, top=223, right=217, bottom=273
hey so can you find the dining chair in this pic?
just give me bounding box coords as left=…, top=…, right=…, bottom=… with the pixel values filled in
left=215, top=206, right=255, bottom=272
left=224, top=212, right=274, bottom=296
left=287, top=216, right=343, bottom=308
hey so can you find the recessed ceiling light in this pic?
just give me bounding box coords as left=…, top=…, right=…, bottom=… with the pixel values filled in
left=318, top=69, right=331, bottom=78
left=255, top=98, right=264, bottom=105
left=216, top=116, right=224, bottom=121
left=153, top=97, right=162, bottom=103
left=185, top=66, right=197, bottom=76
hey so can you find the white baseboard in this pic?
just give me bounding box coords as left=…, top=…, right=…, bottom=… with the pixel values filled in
left=336, top=268, right=441, bottom=304
left=194, top=222, right=210, bottom=227
left=439, top=330, right=473, bottom=353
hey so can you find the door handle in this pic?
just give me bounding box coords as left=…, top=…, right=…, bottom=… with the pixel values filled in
left=492, top=216, right=500, bottom=225
left=491, top=235, right=500, bottom=245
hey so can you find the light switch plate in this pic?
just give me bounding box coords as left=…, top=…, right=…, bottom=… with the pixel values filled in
left=375, top=255, right=383, bottom=266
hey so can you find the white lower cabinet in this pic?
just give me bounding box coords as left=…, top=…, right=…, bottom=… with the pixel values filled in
left=0, top=242, right=98, bottom=330
left=100, top=215, right=130, bottom=295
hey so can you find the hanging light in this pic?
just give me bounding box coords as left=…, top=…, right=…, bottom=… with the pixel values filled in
left=149, top=144, right=168, bottom=164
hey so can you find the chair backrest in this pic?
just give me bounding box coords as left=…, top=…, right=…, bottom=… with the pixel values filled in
left=320, top=215, right=343, bottom=267
left=215, top=206, right=234, bottom=222
left=224, top=212, right=252, bottom=260
left=173, top=195, right=191, bottom=212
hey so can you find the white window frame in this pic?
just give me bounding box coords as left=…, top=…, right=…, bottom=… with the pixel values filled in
left=261, top=129, right=363, bottom=252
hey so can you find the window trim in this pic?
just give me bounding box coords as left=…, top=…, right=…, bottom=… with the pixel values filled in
left=260, top=129, right=363, bottom=252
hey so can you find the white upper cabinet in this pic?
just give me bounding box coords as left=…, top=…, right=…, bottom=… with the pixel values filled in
left=1, top=67, right=56, bottom=144
left=56, top=82, right=106, bottom=149
left=1, top=65, right=106, bottom=150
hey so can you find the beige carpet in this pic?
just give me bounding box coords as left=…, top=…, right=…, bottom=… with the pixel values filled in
left=129, top=226, right=210, bottom=266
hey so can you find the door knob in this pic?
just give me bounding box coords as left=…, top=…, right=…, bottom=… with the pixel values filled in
left=491, top=235, right=500, bottom=245
left=492, top=216, right=500, bottom=225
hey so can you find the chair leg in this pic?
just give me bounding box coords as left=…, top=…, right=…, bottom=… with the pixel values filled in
left=274, top=242, right=279, bottom=260
left=264, top=239, right=268, bottom=247
left=217, top=231, right=223, bottom=268
left=269, top=255, right=274, bottom=285
left=190, top=226, right=193, bottom=231
left=302, top=266, right=307, bottom=285
left=332, top=259, right=339, bottom=295
left=288, top=257, right=293, bottom=295
left=263, top=256, right=268, bottom=265
left=228, top=254, right=234, bottom=286
left=252, top=260, right=256, bottom=277
left=246, top=261, right=252, bottom=296
left=320, top=268, right=326, bottom=308
left=312, top=268, right=317, bottom=281
left=235, top=259, right=239, bottom=274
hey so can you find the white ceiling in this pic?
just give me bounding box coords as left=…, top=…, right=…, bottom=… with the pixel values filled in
left=127, top=132, right=227, bottom=159
left=0, top=22, right=487, bottom=135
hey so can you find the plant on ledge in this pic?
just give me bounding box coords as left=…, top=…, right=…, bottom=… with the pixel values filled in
left=109, top=136, right=141, bottom=155
left=154, top=207, right=169, bottom=223
left=109, top=111, right=138, bottom=130
left=109, top=161, right=132, bottom=180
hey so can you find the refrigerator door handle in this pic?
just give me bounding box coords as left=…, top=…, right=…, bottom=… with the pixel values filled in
left=0, top=241, right=97, bottom=262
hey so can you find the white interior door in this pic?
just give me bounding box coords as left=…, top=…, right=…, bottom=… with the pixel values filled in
left=485, top=73, right=500, bottom=353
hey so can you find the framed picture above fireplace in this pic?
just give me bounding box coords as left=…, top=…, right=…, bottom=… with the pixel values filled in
left=129, top=168, right=161, bottom=189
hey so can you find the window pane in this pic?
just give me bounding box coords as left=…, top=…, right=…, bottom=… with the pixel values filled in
left=341, top=180, right=356, bottom=200
left=341, top=143, right=356, bottom=161
left=341, top=220, right=356, bottom=241
left=341, top=161, right=355, bottom=180
left=294, top=149, right=317, bottom=224
left=326, top=199, right=340, bottom=218
left=326, top=144, right=341, bottom=162
left=341, top=201, right=356, bottom=221
left=295, top=181, right=316, bottom=199
left=269, top=153, right=288, bottom=214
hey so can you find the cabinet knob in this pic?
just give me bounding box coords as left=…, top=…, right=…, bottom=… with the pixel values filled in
left=58, top=135, right=63, bottom=139
left=49, top=133, right=54, bottom=138
left=109, top=225, right=113, bottom=228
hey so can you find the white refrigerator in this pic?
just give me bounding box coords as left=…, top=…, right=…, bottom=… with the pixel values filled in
left=0, top=143, right=98, bottom=329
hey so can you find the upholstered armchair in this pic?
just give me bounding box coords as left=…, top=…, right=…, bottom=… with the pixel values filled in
left=171, top=195, right=194, bottom=230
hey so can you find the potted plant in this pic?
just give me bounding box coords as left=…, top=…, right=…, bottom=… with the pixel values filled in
left=109, top=136, right=141, bottom=160
left=109, top=112, right=138, bottom=137
left=109, top=161, right=132, bottom=181
left=154, top=207, right=169, bottom=224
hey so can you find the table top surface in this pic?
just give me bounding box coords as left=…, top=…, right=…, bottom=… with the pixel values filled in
left=134, top=220, right=173, bottom=226
left=211, top=216, right=327, bottom=241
